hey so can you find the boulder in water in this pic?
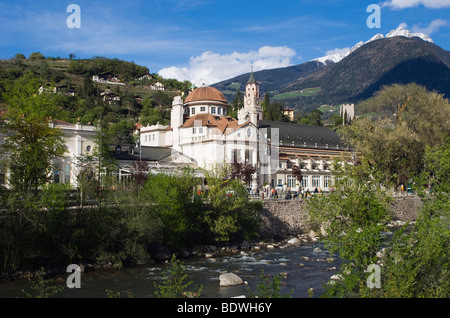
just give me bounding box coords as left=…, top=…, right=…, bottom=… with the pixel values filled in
left=219, top=273, right=244, bottom=287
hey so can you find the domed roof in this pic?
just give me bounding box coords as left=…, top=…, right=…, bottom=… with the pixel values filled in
left=185, top=87, right=227, bottom=104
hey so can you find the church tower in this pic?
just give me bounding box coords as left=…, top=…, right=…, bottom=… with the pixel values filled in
left=238, top=69, right=263, bottom=125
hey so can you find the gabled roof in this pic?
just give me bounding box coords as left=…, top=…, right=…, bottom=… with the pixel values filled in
left=182, top=113, right=249, bottom=135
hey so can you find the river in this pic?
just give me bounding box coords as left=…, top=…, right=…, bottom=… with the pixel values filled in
left=0, top=240, right=341, bottom=298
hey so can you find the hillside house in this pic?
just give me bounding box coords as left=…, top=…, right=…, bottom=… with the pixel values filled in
left=150, top=82, right=165, bottom=91
left=136, top=73, right=153, bottom=81
left=92, top=72, right=126, bottom=86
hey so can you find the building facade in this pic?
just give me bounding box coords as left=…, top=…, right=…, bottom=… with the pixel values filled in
left=138, top=71, right=353, bottom=192
left=0, top=120, right=98, bottom=188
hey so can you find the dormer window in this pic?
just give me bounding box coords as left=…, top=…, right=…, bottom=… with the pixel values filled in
left=211, top=107, right=216, bottom=114
left=115, top=145, right=121, bottom=154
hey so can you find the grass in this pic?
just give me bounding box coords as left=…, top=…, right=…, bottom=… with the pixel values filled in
left=317, top=104, right=338, bottom=113
left=272, top=87, right=321, bottom=100
left=227, top=82, right=242, bottom=90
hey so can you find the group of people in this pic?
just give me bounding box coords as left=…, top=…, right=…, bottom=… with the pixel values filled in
left=258, top=185, right=323, bottom=200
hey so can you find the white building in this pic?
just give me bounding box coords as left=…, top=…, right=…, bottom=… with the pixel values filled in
left=137, top=71, right=353, bottom=191
left=0, top=119, right=98, bottom=188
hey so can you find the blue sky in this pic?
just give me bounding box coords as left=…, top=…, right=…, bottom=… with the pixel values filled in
left=1, top=0, right=450, bottom=85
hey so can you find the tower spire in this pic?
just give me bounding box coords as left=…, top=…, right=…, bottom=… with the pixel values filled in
left=247, top=67, right=256, bottom=84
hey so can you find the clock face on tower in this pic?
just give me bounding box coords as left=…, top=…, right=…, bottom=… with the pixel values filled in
left=255, top=99, right=260, bottom=105
left=246, top=99, right=252, bottom=105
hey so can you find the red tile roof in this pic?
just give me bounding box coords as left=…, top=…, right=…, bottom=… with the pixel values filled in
left=182, top=113, right=249, bottom=135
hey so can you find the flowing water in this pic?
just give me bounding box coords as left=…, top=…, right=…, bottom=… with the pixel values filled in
left=0, top=241, right=341, bottom=298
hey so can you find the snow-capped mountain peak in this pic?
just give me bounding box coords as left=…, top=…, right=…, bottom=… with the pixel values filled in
left=386, top=25, right=433, bottom=43
left=313, top=26, right=433, bottom=65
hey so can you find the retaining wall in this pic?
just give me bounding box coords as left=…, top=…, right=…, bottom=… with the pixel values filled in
left=259, top=195, right=423, bottom=239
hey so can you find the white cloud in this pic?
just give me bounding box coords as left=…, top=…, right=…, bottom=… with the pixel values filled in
left=158, top=46, right=296, bottom=86
left=382, top=0, right=450, bottom=9
left=412, top=19, right=448, bottom=35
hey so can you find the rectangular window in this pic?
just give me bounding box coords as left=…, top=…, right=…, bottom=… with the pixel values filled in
left=312, top=176, right=321, bottom=188
left=232, top=149, right=239, bottom=163
left=211, top=107, right=216, bottom=114
left=287, top=175, right=297, bottom=189
left=199, top=127, right=203, bottom=134
left=218, top=107, right=222, bottom=115
left=278, top=179, right=283, bottom=186
left=53, top=163, right=61, bottom=184
left=200, top=106, right=206, bottom=112
left=302, top=176, right=309, bottom=188
left=191, top=107, right=195, bottom=115
left=64, top=163, right=71, bottom=184
left=192, top=128, right=196, bottom=134
left=324, top=176, right=332, bottom=188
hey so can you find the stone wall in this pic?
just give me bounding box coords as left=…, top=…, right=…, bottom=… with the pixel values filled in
left=390, top=195, right=423, bottom=222
left=259, top=195, right=423, bottom=239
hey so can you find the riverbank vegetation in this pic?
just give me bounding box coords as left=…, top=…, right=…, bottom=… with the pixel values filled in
left=0, top=74, right=262, bottom=276
left=307, top=84, right=449, bottom=298
left=0, top=168, right=262, bottom=276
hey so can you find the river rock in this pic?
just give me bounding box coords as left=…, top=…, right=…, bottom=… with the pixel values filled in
left=330, top=274, right=344, bottom=281
left=219, top=273, right=244, bottom=287
left=308, top=230, right=318, bottom=240
left=287, top=237, right=300, bottom=245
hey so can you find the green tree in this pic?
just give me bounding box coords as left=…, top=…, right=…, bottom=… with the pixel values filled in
left=28, top=52, right=45, bottom=60
left=378, top=140, right=450, bottom=298
left=339, top=84, right=450, bottom=187
left=1, top=75, right=66, bottom=194
left=307, top=160, right=393, bottom=297
left=263, top=93, right=289, bottom=122
left=203, top=166, right=262, bottom=243
left=154, top=254, right=202, bottom=298
left=21, top=268, right=64, bottom=298
left=249, top=270, right=293, bottom=298
left=142, top=170, right=204, bottom=250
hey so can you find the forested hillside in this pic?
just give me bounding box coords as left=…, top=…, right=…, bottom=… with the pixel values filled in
left=0, top=53, right=193, bottom=144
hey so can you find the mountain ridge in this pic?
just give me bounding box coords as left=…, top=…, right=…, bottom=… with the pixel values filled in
left=213, top=33, right=450, bottom=114
left=313, top=25, right=433, bottom=65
